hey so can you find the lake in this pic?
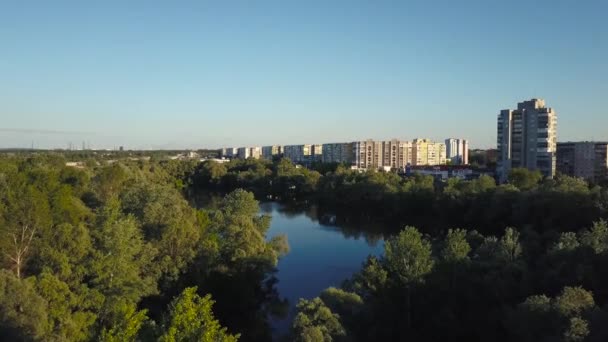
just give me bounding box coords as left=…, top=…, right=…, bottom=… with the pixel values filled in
left=260, top=202, right=385, bottom=337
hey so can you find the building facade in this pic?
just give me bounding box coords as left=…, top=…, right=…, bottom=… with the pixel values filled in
left=261, top=145, right=283, bottom=160
left=381, top=139, right=413, bottom=170
left=221, top=147, right=238, bottom=159
left=353, top=140, right=382, bottom=169
left=322, top=142, right=354, bottom=164
left=237, top=147, right=250, bottom=159
left=249, top=147, right=262, bottom=159
left=497, top=99, right=557, bottom=182
left=283, top=144, right=312, bottom=164
left=412, top=139, right=447, bottom=166
left=311, top=144, right=323, bottom=163
left=557, top=142, right=608, bottom=182
left=445, top=138, right=469, bottom=165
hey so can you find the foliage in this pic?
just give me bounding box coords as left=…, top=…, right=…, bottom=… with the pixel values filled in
left=292, top=297, right=346, bottom=342
left=159, top=287, right=239, bottom=342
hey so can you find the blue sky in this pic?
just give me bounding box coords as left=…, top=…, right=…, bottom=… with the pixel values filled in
left=1, top=0, right=607, bottom=149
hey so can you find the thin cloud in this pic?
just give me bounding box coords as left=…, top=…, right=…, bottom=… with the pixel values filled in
left=0, top=128, right=93, bottom=135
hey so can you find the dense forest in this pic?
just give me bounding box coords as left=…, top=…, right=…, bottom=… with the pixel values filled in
left=1, top=153, right=608, bottom=341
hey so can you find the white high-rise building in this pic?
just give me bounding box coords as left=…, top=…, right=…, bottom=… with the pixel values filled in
left=445, top=138, right=469, bottom=165
left=497, top=99, right=557, bottom=182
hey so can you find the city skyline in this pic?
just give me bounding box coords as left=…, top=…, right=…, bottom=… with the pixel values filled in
left=1, top=1, right=607, bottom=149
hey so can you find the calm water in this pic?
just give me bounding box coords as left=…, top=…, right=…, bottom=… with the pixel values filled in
left=260, top=202, right=385, bottom=336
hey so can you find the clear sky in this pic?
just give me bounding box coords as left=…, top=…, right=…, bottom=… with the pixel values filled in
left=1, top=0, right=607, bottom=149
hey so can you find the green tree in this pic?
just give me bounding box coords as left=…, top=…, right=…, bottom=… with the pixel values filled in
left=580, top=220, right=608, bottom=254
left=159, top=287, right=239, bottom=342
left=90, top=199, right=158, bottom=319
left=292, top=298, right=345, bottom=342
left=99, top=302, right=148, bottom=342
left=32, top=222, right=92, bottom=286
left=0, top=185, right=51, bottom=278
left=35, top=271, right=97, bottom=341
left=384, top=226, right=434, bottom=286
left=384, top=226, right=434, bottom=329
left=507, top=287, right=596, bottom=342
left=208, top=189, right=288, bottom=271
left=497, top=227, right=522, bottom=263
left=441, top=229, right=471, bottom=263
left=508, top=168, right=542, bottom=190
left=121, top=183, right=203, bottom=282
left=0, top=270, right=49, bottom=340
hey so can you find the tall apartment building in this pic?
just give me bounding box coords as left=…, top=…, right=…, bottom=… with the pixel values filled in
left=262, top=145, right=282, bottom=160
left=497, top=99, right=557, bottom=182
left=412, top=139, right=447, bottom=166
left=353, top=140, right=382, bottom=169
left=237, top=147, right=250, bottom=159
left=352, top=139, right=416, bottom=170
left=221, top=147, right=238, bottom=159
left=381, top=139, right=413, bottom=169
left=249, top=147, right=262, bottom=159
left=322, top=142, right=354, bottom=164
left=557, top=142, right=608, bottom=182
left=283, top=144, right=312, bottom=164
left=445, top=138, right=469, bottom=165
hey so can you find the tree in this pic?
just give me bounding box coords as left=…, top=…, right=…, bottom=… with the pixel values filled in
left=383, top=226, right=434, bottom=329
left=121, top=183, right=203, bottom=283
left=552, top=232, right=580, bottom=253
left=580, top=220, right=608, bottom=254
left=508, top=168, right=542, bottom=190
left=292, top=298, right=345, bottom=342
left=31, top=222, right=92, bottom=286
left=99, top=302, right=148, bottom=342
left=90, top=199, right=158, bottom=318
left=347, top=256, right=388, bottom=299
left=507, top=287, right=596, bottom=342
left=384, top=226, right=434, bottom=286
left=441, top=229, right=471, bottom=263
left=93, top=164, right=128, bottom=202
left=0, top=270, right=49, bottom=340
left=320, top=287, right=363, bottom=318
left=159, top=287, right=239, bottom=342
left=1, top=186, right=51, bottom=278
left=497, top=227, right=522, bottom=263
left=35, top=271, right=97, bottom=341
left=209, top=189, right=288, bottom=271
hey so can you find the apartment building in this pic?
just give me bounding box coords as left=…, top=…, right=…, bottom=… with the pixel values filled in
left=381, top=139, right=413, bottom=169
left=322, top=142, right=354, bottom=164
left=237, top=147, right=250, bottom=159
left=445, top=138, right=469, bottom=165
left=261, top=145, right=283, bottom=160
left=557, top=142, right=608, bottom=182
left=353, top=140, right=382, bottom=169
left=497, top=99, right=557, bottom=182
left=283, top=144, right=312, bottom=164
left=412, top=139, right=447, bottom=166
left=249, top=146, right=262, bottom=159
left=221, top=147, right=238, bottom=159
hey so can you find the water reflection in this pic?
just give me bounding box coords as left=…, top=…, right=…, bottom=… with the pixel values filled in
left=262, top=202, right=385, bottom=338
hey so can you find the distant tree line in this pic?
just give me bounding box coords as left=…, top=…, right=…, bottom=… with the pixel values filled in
left=190, top=158, right=608, bottom=237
